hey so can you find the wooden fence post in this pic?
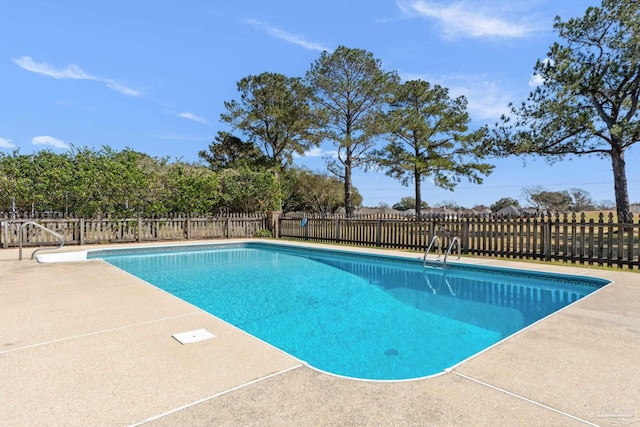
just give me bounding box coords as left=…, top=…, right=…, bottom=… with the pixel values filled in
left=375, top=218, right=382, bottom=247
left=428, top=220, right=435, bottom=246
left=1, top=218, right=7, bottom=249
left=80, top=218, right=85, bottom=246
left=543, top=216, right=551, bottom=261
left=462, top=219, right=469, bottom=254
left=266, top=211, right=281, bottom=238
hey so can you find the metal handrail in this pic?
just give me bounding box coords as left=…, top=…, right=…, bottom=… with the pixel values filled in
left=443, top=236, right=460, bottom=266
left=423, top=235, right=439, bottom=266
left=19, top=221, right=65, bottom=260
left=424, top=224, right=461, bottom=267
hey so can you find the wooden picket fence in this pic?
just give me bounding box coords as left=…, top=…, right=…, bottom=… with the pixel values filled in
left=279, top=212, right=640, bottom=269
left=1, top=214, right=268, bottom=248
left=4, top=211, right=640, bottom=269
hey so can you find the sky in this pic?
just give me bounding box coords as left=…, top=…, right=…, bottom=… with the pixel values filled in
left=2, top=0, right=638, bottom=209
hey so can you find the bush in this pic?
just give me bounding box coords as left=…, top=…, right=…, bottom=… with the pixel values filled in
left=253, top=229, right=273, bottom=238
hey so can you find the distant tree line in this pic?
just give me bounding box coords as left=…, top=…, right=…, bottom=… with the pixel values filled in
left=0, top=147, right=360, bottom=218
left=390, top=188, right=616, bottom=215
left=489, top=187, right=615, bottom=214
left=0, top=145, right=624, bottom=219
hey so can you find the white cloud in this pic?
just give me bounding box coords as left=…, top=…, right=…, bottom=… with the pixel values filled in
left=13, top=56, right=142, bottom=96
left=296, top=146, right=339, bottom=158
left=396, top=0, right=531, bottom=39
left=105, top=80, right=142, bottom=97
left=32, top=136, right=70, bottom=150
left=177, top=112, right=210, bottom=124
left=455, top=80, right=512, bottom=120
left=14, top=57, right=94, bottom=79
left=528, top=74, right=545, bottom=87
left=244, top=19, right=330, bottom=52
left=528, top=58, right=553, bottom=87
left=400, top=72, right=512, bottom=120
left=0, top=137, right=16, bottom=148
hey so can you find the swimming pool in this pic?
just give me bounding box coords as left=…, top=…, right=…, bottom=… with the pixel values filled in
left=88, top=242, right=609, bottom=381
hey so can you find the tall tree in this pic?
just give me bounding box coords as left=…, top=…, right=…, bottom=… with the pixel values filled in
left=282, top=168, right=361, bottom=214
left=491, top=0, right=640, bottom=222
left=522, top=186, right=572, bottom=212
left=198, top=131, right=267, bottom=171
left=162, top=162, right=219, bottom=215
left=306, top=46, right=398, bottom=216
left=567, top=188, right=595, bottom=212
left=0, top=150, right=47, bottom=214
left=490, top=197, right=520, bottom=213
left=374, top=80, right=493, bottom=216
left=221, top=72, right=319, bottom=170
left=392, top=196, right=428, bottom=212
left=29, top=150, right=75, bottom=214
left=218, top=168, right=281, bottom=213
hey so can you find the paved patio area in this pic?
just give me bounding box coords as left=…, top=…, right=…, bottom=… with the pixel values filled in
left=1, top=239, right=639, bottom=426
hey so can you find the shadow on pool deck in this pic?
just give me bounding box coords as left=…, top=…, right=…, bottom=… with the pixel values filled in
left=1, top=239, right=639, bottom=426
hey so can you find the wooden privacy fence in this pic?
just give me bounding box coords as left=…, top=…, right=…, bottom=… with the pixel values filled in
left=1, top=214, right=267, bottom=248
left=279, top=213, right=640, bottom=269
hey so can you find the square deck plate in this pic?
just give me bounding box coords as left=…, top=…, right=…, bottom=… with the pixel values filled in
left=172, top=328, right=216, bottom=344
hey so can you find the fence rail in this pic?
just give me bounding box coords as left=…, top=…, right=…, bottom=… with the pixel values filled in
left=1, top=214, right=267, bottom=248
left=279, top=213, right=640, bottom=269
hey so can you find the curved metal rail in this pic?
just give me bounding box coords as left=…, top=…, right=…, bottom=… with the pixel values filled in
left=443, top=236, right=460, bottom=266
left=423, top=224, right=461, bottom=267
left=19, top=221, right=65, bottom=260
left=423, top=235, right=439, bottom=267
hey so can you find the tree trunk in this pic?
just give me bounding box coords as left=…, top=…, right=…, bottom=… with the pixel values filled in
left=344, top=158, right=353, bottom=217
left=415, top=171, right=422, bottom=217
left=610, top=147, right=630, bottom=222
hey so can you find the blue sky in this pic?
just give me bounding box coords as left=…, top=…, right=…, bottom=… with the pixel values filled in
left=2, top=0, right=637, bottom=208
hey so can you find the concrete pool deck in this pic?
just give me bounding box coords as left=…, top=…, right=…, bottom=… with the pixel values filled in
left=1, top=239, right=639, bottom=426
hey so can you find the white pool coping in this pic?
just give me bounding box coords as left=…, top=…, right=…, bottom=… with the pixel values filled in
left=37, top=250, right=89, bottom=263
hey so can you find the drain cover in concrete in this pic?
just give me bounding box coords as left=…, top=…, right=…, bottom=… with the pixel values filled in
left=172, top=328, right=216, bottom=344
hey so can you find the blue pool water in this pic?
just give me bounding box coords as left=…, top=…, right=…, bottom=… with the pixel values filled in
left=91, top=243, right=608, bottom=380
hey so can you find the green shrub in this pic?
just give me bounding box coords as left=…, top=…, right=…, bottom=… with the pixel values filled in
left=253, top=229, right=273, bottom=238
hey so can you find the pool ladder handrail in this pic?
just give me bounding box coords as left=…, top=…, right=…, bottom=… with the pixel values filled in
left=423, top=235, right=439, bottom=266
left=443, top=236, right=460, bottom=265
left=423, top=224, right=460, bottom=267
left=19, top=221, right=65, bottom=260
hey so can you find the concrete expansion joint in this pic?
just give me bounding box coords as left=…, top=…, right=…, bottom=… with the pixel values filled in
left=129, top=364, right=305, bottom=426
left=450, top=370, right=599, bottom=426
left=0, top=312, right=201, bottom=355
